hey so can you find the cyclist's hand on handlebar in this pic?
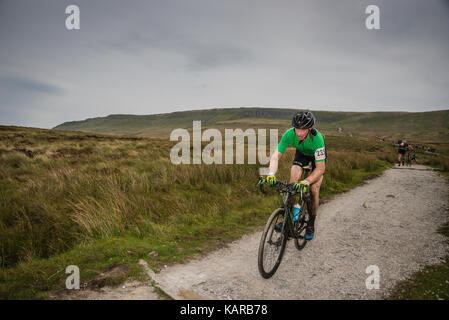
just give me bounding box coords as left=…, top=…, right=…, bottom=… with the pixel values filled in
left=293, top=180, right=310, bottom=192
left=266, top=175, right=277, bottom=187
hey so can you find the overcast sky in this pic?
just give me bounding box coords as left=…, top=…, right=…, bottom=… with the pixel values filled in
left=1, top=0, right=448, bottom=128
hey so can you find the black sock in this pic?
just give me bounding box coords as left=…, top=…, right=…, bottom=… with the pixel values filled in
left=308, top=215, right=316, bottom=229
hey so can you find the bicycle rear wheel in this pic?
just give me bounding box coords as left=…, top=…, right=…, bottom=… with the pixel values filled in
left=258, top=208, right=288, bottom=279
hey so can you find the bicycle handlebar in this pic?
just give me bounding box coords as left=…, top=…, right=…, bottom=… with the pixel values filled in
left=256, top=177, right=307, bottom=195
left=256, top=177, right=267, bottom=194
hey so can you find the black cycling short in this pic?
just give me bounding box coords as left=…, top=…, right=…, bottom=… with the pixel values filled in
left=398, top=149, right=406, bottom=155
left=292, top=149, right=327, bottom=171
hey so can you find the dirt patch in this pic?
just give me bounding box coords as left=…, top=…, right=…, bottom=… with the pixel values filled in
left=53, top=146, right=96, bottom=158
left=47, top=264, right=159, bottom=300
left=178, top=289, right=205, bottom=300
left=82, top=264, right=129, bottom=289
left=0, top=148, right=11, bottom=156
left=49, top=280, right=160, bottom=300
left=101, top=264, right=129, bottom=277
left=13, top=148, right=34, bottom=158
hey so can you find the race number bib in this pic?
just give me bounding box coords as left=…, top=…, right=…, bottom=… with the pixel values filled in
left=315, top=147, right=326, bottom=161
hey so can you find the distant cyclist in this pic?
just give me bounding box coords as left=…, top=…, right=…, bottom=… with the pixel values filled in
left=397, top=139, right=413, bottom=166
left=263, top=110, right=326, bottom=240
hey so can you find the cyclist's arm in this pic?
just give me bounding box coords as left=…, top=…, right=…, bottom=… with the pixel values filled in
left=269, top=131, right=290, bottom=175
left=305, top=140, right=326, bottom=184
left=268, top=150, right=283, bottom=175
left=305, top=161, right=325, bottom=185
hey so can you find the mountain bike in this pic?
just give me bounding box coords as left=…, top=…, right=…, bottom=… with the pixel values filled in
left=256, top=166, right=313, bottom=279
left=406, top=151, right=416, bottom=166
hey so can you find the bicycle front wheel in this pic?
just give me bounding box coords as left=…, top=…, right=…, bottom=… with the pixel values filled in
left=258, top=208, right=288, bottom=279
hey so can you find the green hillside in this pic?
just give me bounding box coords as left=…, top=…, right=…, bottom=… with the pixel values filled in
left=54, top=108, right=449, bottom=139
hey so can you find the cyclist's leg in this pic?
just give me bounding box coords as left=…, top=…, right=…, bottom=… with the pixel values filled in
left=289, top=150, right=307, bottom=207
left=398, top=150, right=405, bottom=165
left=305, top=170, right=323, bottom=240
left=291, top=149, right=306, bottom=182
left=309, top=175, right=323, bottom=222
left=310, top=175, right=323, bottom=216
left=286, top=165, right=302, bottom=208
left=290, top=165, right=303, bottom=183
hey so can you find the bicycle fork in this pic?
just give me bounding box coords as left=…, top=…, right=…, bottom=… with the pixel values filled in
left=281, top=194, right=298, bottom=240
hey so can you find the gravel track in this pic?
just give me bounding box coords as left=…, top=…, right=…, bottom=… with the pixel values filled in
left=153, top=165, right=449, bottom=300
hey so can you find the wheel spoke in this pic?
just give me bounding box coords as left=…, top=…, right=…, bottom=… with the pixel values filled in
left=263, top=220, right=283, bottom=271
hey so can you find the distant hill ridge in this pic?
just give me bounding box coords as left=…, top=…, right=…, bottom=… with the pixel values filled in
left=53, top=107, right=449, bottom=136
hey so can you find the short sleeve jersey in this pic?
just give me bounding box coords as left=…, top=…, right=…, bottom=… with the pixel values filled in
left=277, top=128, right=326, bottom=162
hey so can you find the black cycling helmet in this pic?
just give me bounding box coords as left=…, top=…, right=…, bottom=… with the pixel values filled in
left=292, top=110, right=315, bottom=129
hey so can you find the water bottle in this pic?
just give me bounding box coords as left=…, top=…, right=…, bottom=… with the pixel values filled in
left=292, top=204, right=301, bottom=222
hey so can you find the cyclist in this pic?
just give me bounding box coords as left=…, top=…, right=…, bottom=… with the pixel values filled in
left=397, top=139, right=413, bottom=166
left=263, top=110, right=326, bottom=240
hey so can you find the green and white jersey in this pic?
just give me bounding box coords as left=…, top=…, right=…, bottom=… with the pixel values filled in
left=277, top=128, right=326, bottom=162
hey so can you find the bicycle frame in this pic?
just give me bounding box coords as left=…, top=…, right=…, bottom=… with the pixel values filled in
left=406, top=151, right=413, bottom=166
left=259, top=166, right=312, bottom=241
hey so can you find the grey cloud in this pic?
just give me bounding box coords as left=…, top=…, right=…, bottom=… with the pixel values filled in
left=0, top=0, right=448, bottom=128
left=185, top=43, right=252, bottom=71
left=0, top=76, right=63, bottom=126
left=97, top=25, right=253, bottom=71
left=86, top=0, right=256, bottom=70
left=0, top=76, right=63, bottom=95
